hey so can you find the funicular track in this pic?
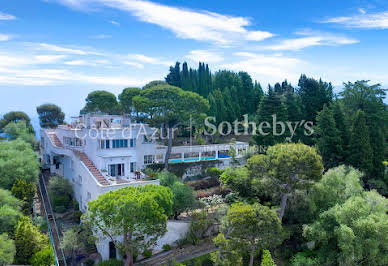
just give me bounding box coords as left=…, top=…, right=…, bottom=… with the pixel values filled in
left=38, top=171, right=67, bottom=266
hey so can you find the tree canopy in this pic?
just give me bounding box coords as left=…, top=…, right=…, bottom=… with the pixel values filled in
left=81, top=90, right=119, bottom=114
left=0, top=139, right=39, bottom=189
left=0, top=233, right=16, bottom=265
left=0, top=111, right=34, bottom=134
left=118, top=87, right=141, bottom=115
left=85, top=185, right=173, bottom=266
left=14, top=216, right=49, bottom=264
left=314, top=104, right=343, bottom=169
left=133, top=84, right=209, bottom=168
left=304, top=191, right=388, bottom=265
left=308, top=165, right=364, bottom=218
left=36, top=103, right=65, bottom=128
left=214, top=203, right=283, bottom=266
left=4, top=121, right=38, bottom=150
left=0, top=188, right=22, bottom=234
left=246, top=143, right=323, bottom=220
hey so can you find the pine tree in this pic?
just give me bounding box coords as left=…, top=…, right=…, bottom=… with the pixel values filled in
left=348, top=110, right=373, bottom=177
left=315, top=105, right=343, bottom=169
left=255, top=87, right=288, bottom=146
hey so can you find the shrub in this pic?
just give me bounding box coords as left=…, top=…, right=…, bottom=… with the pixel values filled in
left=97, top=259, right=123, bottom=266
left=54, top=205, right=66, bottom=213
left=84, top=259, right=95, bottom=266
left=73, top=210, right=82, bottom=223
left=33, top=216, right=48, bottom=232
left=291, top=252, right=319, bottom=266
left=205, top=167, right=224, bottom=178
left=189, top=210, right=214, bottom=242
left=261, top=249, right=275, bottom=266
left=143, top=249, right=153, bottom=258
left=186, top=177, right=219, bottom=190
left=195, top=186, right=231, bottom=199
left=143, top=167, right=160, bottom=179
left=48, top=176, right=72, bottom=211
left=72, top=200, right=79, bottom=211
left=158, top=170, right=179, bottom=187
left=30, top=247, right=55, bottom=266
left=15, top=216, right=48, bottom=264
left=162, top=244, right=171, bottom=251
left=52, top=195, right=69, bottom=210
left=196, top=137, right=206, bottom=145
left=225, top=192, right=241, bottom=203
left=11, top=179, right=36, bottom=215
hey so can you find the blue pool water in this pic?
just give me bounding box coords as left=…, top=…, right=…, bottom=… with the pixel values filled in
left=169, top=156, right=218, bottom=163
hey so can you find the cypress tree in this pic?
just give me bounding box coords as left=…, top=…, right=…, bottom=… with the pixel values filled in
left=238, top=71, right=255, bottom=114
left=315, top=104, right=343, bottom=169
left=208, top=89, right=227, bottom=124
left=284, top=91, right=303, bottom=142
left=253, top=81, right=264, bottom=111
left=180, top=62, right=191, bottom=91
left=165, top=62, right=181, bottom=87
left=332, top=101, right=349, bottom=162
left=347, top=110, right=373, bottom=177
left=255, top=87, right=288, bottom=146
left=297, top=74, right=333, bottom=144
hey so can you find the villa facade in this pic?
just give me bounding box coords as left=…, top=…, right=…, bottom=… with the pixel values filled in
left=39, top=114, right=248, bottom=260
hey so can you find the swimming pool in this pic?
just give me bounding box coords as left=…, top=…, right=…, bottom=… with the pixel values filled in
left=169, top=156, right=218, bottom=163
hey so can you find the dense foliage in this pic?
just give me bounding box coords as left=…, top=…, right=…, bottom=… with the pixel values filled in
left=14, top=216, right=49, bottom=264
left=48, top=175, right=73, bottom=213
left=85, top=185, right=173, bottom=266
left=213, top=203, right=283, bottom=266
left=0, top=188, right=22, bottom=234
left=0, top=139, right=39, bottom=189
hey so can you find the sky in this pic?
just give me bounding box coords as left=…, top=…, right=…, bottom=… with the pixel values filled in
left=1, top=0, right=388, bottom=125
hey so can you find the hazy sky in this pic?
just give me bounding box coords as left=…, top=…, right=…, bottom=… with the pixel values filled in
left=1, top=0, right=388, bottom=122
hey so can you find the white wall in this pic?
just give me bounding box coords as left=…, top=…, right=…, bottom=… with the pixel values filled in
left=96, top=220, right=190, bottom=261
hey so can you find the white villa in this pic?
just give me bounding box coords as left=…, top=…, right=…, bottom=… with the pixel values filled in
left=40, top=114, right=248, bottom=260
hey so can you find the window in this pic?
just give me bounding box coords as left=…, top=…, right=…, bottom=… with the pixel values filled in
left=130, top=162, right=136, bottom=173
left=144, top=155, right=155, bottom=165
left=87, top=192, right=91, bottom=201
left=109, top=164, right=125, bottom=177
left=100, top=140, right=111, bottom=149
left=63, top=137, right=82, bottom=147
left=112, top=139, right=128, bottom=148
left=130, top=138, right=136, bottom=148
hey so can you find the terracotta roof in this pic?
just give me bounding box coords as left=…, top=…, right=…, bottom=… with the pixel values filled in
left=73, top=150, right=110, bottom=186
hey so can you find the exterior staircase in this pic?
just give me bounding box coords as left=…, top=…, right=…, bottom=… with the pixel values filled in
left=47, top=132, right=63, bottom=148
left=73, top=150, right=110, bottom=186
left=44, top=130, right=109, bottom=186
